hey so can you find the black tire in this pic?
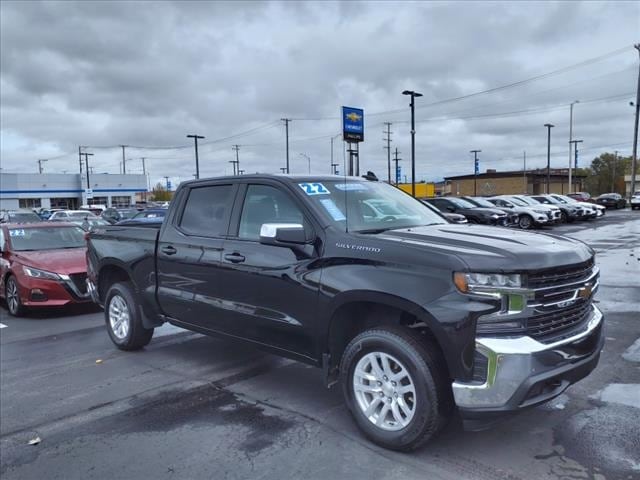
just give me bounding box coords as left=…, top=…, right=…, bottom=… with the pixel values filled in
left=104, top=281, right=153, bottom=350
left=340, top=326, right=451, bottom=451
left=560, top=211, right=568, bottom=223
left=5, top=275, right=26, bottom=317
left=518, top=214, right=533, bottom=230
left=467, top=217, right=479, bottom=224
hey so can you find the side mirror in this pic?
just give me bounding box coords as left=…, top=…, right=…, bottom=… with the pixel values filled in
left=446, top=206, right=456, bottom=213
left=259, top=223, right=308, bottom=246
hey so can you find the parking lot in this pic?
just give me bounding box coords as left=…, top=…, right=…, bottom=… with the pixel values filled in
left=1, top=210, right=638, bottom=480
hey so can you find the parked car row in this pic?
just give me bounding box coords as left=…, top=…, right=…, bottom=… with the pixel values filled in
left=425, top=193, right=604, bottom=229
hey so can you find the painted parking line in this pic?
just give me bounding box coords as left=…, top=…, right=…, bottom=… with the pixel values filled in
left=0, top=323, right=7, bottom=329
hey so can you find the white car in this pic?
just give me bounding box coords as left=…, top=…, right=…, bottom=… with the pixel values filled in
left=48, top=210, right=99, bottom=222
left=487, top=196, right=550, bottom=229
left=509, top=195, right=563, bottom=223
left=552, top=195, right=600, bottom=219
left=631, top=191, right=640, bottom=211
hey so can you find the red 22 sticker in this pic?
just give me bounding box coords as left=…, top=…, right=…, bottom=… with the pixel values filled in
left=298, top=183, right=330, bottom=195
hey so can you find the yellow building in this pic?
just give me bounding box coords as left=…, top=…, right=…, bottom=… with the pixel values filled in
left=396, top=182, right=435, bottom=198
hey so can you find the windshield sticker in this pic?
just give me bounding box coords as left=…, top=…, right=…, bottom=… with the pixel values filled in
left=334, top=183, right=367, bottom=191
left=298, top=183, right=330, bottom=195
left=319, top=198, right=346, bottom=221
left=9, top=229, right=25, bottom=237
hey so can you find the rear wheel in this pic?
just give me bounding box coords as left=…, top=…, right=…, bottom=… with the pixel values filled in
left=5, top=275, right=25, bottom=317
left=560, top=211, right=568, bottom=223
left=105, top=281, right=154, bottom=350
left=340, top=326, right=451, bottom=451
left=518, top=214, right=533, bottom=229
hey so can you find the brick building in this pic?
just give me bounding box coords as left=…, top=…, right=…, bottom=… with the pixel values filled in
left=443, top=169, right=587, bottom=197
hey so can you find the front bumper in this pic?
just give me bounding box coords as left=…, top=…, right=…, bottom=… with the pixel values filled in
left=16, top=273, right=91, bottom=307
left=452, top=304, right=604, bottom=429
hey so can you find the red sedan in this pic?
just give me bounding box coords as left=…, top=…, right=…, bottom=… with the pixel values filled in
left=0, top=223, right=91, bottom=316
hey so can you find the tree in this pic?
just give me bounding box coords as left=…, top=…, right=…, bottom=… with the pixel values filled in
left=151, top=183, right=173, bottom=201
left=583, top=153, right=631, bottom=195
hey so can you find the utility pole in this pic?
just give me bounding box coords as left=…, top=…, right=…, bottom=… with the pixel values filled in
left=544, top=123, right=554, bottom=193
left=470, top=150, right=481, bottom=196
left=612, top=150, right=618, bottom=193
left=383, top=122, right=393, bottom=183
left=569, top=140, right=583, bottom=191
left=120, top=145, right=127, bottom=174
left=281, top=119, right=291, bottom=173
left=141, top=157, right=147, bottom=201
left=393, top=148, right=401, bottom=185
left=402, top=90, right=423, bottom=197
left=232, top=145, right=240, bottom=175
left=187, top=134, right=205, bottom=179
left=81, top=152, right=94, bottom=190
left=37, top=159, right=48, bottom=174
left=523, top=151, right=527, bottom=193
left=631, top=43, right=640, bottom=198
left=279, top=167, right=287, bottom=174
left=78, top=146, right=83, bottom=173
left=568, top=100, right=579, bottom=193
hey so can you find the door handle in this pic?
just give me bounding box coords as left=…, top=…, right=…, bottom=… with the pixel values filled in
left=161, top=245, right=177, bottom=256
left=224, top=252, right=245, bottom=263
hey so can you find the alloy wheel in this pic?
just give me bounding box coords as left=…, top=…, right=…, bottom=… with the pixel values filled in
left=352, top=351, right=416, bottom=431
left=108, top=294, right=130, bottom=340
left=6, top=278, right=19, bottom=314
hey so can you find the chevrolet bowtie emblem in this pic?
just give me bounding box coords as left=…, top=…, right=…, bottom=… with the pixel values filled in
left=346, top=112, right=362, bottom=122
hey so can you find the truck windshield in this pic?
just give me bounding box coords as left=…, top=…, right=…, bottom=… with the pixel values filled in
left=8, top=226, right=86, bottom=251
left=299, top=180, right=446, bottom=233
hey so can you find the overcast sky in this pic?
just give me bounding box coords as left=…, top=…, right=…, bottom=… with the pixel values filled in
left=1, top=0, right=638, bottom=187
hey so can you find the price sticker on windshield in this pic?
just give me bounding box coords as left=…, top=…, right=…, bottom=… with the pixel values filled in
left=9, top=229, right=25, bottom=237
left=298, top=183, right=330, bottom=196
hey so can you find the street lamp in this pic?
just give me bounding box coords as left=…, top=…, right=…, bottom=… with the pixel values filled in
left=330, top=133, right=342, bottom=174
left=299, top=153, right=311, bottom=174
left=544, top=123, right=555, bottom=193
left=402, top=90, right=423, bottom=197
left=568, top=100, right=579, bottom=193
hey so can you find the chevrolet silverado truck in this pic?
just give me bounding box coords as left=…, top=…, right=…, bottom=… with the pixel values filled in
left=86, top=175, right=604, bottom=451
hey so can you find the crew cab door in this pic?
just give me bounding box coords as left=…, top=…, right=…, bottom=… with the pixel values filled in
left=217, top=182, right=321, bottom=358
left=156, top=181, right=238, bottom=331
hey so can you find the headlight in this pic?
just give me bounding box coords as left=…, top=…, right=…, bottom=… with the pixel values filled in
left=491, top=214, right=500, bottom=219
left=22, top=266, right=60, bottom=280
left=454, top=272, right=522, bottom=293
left=534, top=209, right=548, bottom=214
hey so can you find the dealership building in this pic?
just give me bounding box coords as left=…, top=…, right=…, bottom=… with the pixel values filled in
left=0, top=172, right=147, bottom=210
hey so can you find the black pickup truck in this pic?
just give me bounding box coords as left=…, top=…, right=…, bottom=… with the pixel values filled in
left=86, top=175, right=604, bottom=451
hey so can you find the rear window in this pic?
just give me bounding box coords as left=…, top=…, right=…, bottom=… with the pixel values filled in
left=179, top=185, right=234, bottom=237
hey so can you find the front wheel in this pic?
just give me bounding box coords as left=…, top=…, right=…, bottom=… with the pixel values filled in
left=518, top=214, right=533, bottom=229
left=5, top=275, right=26, bottom=317
left=105, top=281, right=154, bottom=350
left=340, top=326, right=451, bottom=451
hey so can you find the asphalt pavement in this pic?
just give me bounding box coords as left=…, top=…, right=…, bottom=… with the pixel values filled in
left=1, top=210, right=639, bottom=480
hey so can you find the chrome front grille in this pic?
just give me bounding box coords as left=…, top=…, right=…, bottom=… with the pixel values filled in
left=476, top=258, right=598, bottom=343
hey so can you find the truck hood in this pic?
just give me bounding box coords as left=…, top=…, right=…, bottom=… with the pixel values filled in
left=377, top=224, right=592, bottom=271
left=13, top=248, right=87, bottom=275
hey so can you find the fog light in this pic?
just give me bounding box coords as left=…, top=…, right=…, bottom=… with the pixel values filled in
left=30, top=289, right=48, bottom=301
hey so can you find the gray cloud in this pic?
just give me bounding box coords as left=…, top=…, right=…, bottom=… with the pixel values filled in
left=1, top=0, right=638, bottom=186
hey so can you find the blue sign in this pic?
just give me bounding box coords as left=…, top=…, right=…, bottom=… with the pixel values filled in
left=575, top=149, right=579, bottom=169
left=474, top=158, right=479, bottom=175
left=167, top=180, right=172, bottom=191
left=396, top=165, right=402, bottom=184
left=342, top=106, right=364, bottom=142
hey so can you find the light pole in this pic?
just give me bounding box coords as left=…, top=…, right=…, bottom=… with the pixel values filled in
left=279, top=167, right=287, bottom=174
left=187, top=134, right=205, bottom=179
left=544, top=123, right=554, bottom=193
left=402, top=90, right=423, bottom=197
left=331, top=163, right=339, bottom=175
left=631, top=43, right=640, bottom=198
left=568, top=100, right=579, bottom=193
left=299, top=153, right=311, bottom=174
left=470, top=150, right=481, bottom=196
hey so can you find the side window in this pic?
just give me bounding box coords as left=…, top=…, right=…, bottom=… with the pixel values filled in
left=238, top=185, right=308, bottom=241
left=431, top=199, right=446, bottom=211
left=179, top=185, right=234, bottom=237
